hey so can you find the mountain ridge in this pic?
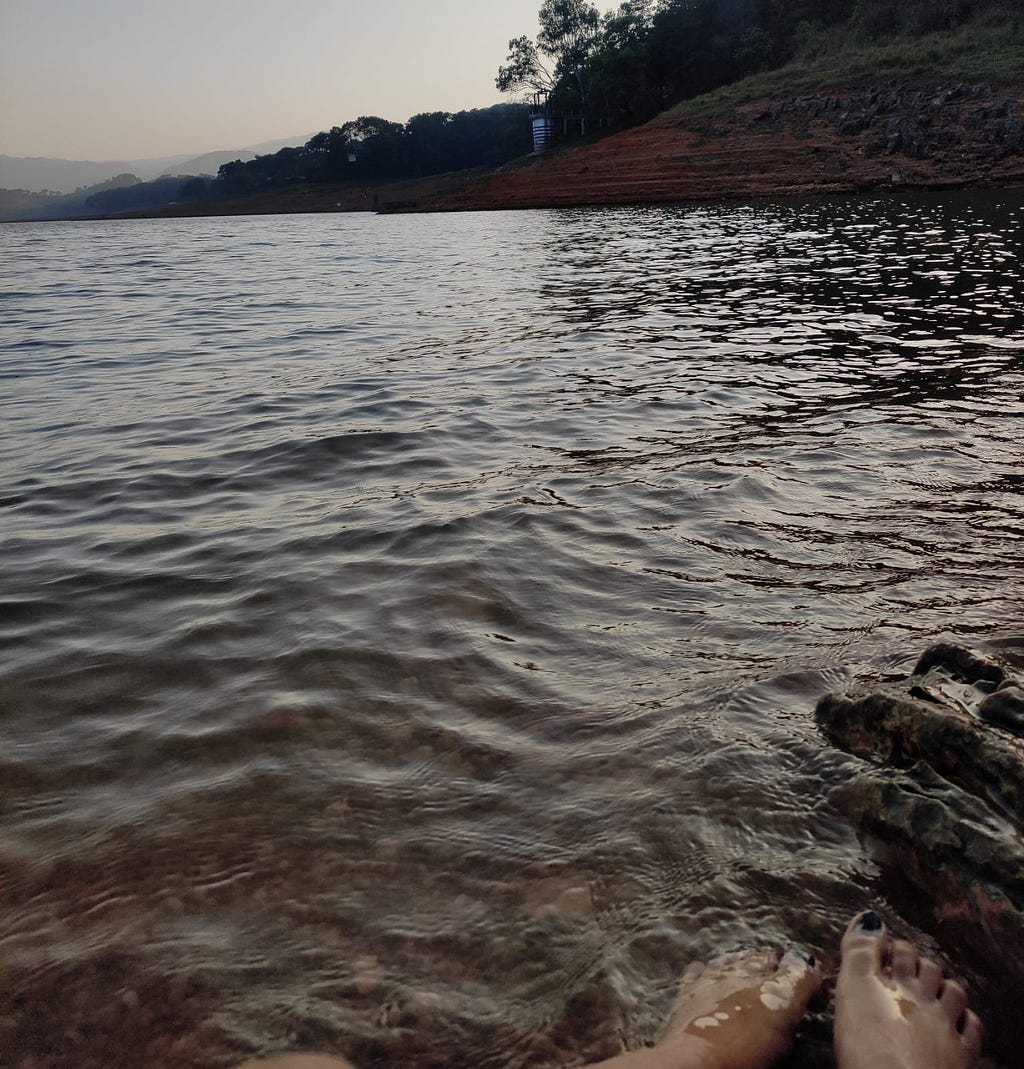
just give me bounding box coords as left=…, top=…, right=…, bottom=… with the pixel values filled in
left=0, top=134, right=312, bottom=193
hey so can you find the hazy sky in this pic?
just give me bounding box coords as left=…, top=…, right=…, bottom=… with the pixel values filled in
left=0, top=0, right=545, bottom=160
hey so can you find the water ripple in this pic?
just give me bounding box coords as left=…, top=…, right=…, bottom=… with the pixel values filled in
left=1, top=192, right=1023, bottom=1067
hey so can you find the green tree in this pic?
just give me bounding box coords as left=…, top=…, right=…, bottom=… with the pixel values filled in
left=497, top=0, right=602, bottom=132
left=304, top=127, right=351, bottom=181
left=496, top=35, right=556, bottom=95
left=587, top=1, right=660, bottom=126
left=340, top=116, right=407, bottom=177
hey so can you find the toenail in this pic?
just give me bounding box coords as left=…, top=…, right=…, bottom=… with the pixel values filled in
left=760, top=991, right=788, bottom=1011
left=855, top=910, right=883, bottom=933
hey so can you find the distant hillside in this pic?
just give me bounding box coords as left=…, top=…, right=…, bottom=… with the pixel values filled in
left=0, top=188, right=53, bottom=218
left=0, top=172, right=148, bottom=222
left=0, top=154, right=192, bottom=194
left=0, top=135, right=311, bottom=194
left=159, top=149, right=256, bottom=177
left=0, top=107, right=533, bottom=221
left=243, top=134, right=316, bottom=155
left=159, top=137, right=314, bottom=178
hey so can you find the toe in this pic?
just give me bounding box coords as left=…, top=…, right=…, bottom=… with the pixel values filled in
left=890, top=940, right=918, bottom=982
left=681, top=961, right=705, bottom=984
left=708, top=948, right=777, bottom=978
left=840, top=911, right=891, bottom=979
left=917, top=957, right=944, bottom=998
left=776, top=949, right=823, bottom=1012
left=704, top=951, right=740, bottom=974
left=960, top=1008, right=984, bottom=1060
left=939, top=978, right=968, bottom=1022
left=778, top=948, right=818, bottom=975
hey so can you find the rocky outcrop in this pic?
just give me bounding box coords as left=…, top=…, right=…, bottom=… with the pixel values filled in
left=816, top=641, right=1024, bottom=1069
left=816, top=641, right=1024, bottom=883
left=407, top=82, right=1024, bottom=213
left=817, top=643, right=1024, bottom=825
left=755, top=83, right=1024, bottom=162
left=816, top=642, right=1024, bottom=1066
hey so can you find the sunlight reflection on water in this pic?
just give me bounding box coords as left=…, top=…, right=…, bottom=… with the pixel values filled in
left=1, top=192, right=1023, bottom=1068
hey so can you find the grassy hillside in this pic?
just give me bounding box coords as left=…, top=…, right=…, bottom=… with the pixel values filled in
left=665, top=3, right=1023, bottom=120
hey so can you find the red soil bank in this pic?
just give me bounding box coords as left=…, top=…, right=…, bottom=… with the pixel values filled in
left=407, top=83, right=1024, bottom=213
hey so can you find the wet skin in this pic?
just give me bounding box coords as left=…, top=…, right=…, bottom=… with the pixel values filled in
left=237, top=912, right=983, bottom=1069
left=237, top=950, right=823, bottom=1069
left=586, top=948, right=822, bottom=1069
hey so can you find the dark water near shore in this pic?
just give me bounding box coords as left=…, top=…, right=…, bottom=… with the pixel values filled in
left=2, top=194, right=1023, bottom=1069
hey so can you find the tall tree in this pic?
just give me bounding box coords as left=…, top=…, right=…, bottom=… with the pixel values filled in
left=588, top=1, right=660, bottom=126
left=496, top=35, right=557, bottom=96
left=497, top=0, right=602, bottom=131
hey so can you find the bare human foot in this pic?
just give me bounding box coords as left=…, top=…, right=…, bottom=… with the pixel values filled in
left=586, top=948, right=822, bottom=1069
left=834, top=911, right=983, bottom=1069
left=235, top=949, right=822, bottom=1069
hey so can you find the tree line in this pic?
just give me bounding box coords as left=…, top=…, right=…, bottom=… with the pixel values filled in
left=213, top=104, right=532, bottom=196
left=60, top=104, right=530, bottom=215
left=497, top=0, right=1009, bottom=132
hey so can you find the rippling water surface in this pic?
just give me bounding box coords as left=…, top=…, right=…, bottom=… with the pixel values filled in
left=2, top=195, right=1023, bottom=1069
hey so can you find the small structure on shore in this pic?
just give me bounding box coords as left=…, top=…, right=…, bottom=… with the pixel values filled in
left=530, top=92, right=554, bottom=153
left=529, top=91, right=586, bottom=152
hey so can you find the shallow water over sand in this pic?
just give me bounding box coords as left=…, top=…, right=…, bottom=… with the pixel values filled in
left=1, top=195, right=1023, bottom=1068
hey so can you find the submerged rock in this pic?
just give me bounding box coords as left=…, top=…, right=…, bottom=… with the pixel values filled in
left=829, top=760, right=1024, bottom=914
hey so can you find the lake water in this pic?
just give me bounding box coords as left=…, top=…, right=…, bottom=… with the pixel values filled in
left=1, top=195, right=1023, bottom=1069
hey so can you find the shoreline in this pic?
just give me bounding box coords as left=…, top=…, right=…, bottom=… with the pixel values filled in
left=403, top=82, right=1024, bottom=214
left=7, top=81, right=1023, bottom=223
